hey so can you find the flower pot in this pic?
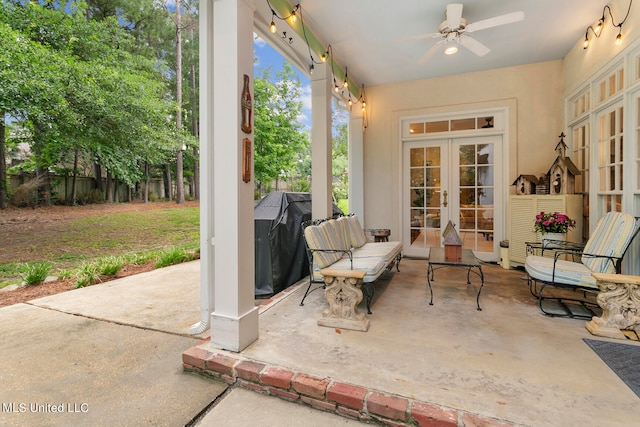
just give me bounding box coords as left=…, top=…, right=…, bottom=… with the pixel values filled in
left=537, top=232, right=565, bottom=248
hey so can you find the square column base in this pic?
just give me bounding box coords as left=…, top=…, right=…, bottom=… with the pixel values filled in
left=210, top=307, right=259, bottom=352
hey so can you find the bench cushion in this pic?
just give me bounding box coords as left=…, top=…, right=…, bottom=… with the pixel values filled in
left=312, top=257, right=386, bottom=283
left=345, top=215, right=368, bottom=248
left=304, top=224, right=343, bottom=268
left=352, top=241, right=402, bottom=263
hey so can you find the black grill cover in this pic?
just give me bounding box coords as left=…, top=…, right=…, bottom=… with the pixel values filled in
left=254, top=192, right=342, bottom=296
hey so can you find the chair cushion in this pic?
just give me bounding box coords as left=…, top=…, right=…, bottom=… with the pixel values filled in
left=525, top=255, right=597, bottom=290
left=345, top=215, right=368, bottom=248
left=581, top=212, right=638, bottom=273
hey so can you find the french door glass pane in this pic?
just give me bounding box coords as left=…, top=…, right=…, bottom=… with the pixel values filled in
left=409, top=147, right=441, bottom=251
left=458, top=143, right=494, bottom=251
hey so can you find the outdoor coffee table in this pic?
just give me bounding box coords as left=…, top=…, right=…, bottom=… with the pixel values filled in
left=427, top=247, right=485, bottom=311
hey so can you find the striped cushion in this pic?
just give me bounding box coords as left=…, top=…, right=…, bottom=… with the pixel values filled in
left=581, top=212, right=638, bottom=273
left=304, top=224, right=343, bottom=268
left=525, top=256, right=597, bottom=290
left=330, top=217, right=352, bottom=251
left=345, top=215, right=368, bottom=248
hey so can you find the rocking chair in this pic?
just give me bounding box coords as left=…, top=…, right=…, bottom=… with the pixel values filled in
left=525, top=212, right=640, bottom=319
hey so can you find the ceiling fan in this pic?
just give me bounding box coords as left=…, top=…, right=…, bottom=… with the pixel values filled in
left=399, top=3, right=524, bottom=63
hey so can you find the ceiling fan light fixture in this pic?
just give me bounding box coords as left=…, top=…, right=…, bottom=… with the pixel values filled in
left=444, top=46, right=458, bottom=55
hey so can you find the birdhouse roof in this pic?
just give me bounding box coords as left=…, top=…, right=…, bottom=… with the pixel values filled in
left=547, top=156, right=581, bottom=176
left=511, top=174, right=539, bottom=186
left=442, top=220, right=463, bottom=245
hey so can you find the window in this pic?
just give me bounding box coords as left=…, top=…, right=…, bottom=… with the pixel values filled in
left=405, top=115, right=494, bottom=138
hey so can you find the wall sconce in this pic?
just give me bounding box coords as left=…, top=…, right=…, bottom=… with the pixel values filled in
left=583, top=1, right=633, bottom=50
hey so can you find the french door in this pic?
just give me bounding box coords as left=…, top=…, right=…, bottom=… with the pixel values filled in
left=403, top=135, right=502, bottom=261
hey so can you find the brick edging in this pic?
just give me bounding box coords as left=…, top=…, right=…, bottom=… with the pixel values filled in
left=182, top=342, right=517, bottom=427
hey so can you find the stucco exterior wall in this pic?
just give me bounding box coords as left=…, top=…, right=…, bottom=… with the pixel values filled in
left=362, top=60, right=564, bottom=238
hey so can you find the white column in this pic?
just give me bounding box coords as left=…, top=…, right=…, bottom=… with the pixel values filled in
left=311, top=62, right=333, bottom=220
left=349, top=113, right=365, bottom=222
left=192, top=0, right=215, bottom=335
left=209, top=0, right=258, bottom=352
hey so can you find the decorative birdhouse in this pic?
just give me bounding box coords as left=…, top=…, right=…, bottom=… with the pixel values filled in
left=512, top=174, right=539, bottom=195
left=443, top=221, right=462, bottom=262
left=547, top=133, right=580, bottom=195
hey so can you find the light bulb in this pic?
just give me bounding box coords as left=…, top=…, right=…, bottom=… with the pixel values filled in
left=583, top=37, right=589, bottom=49
left=270, top=21, right=276, bottom=33
left=291, top=11, right=297, bottom=23
left=343, top=80, right=348, bottom=88
left=595, top=20, right=603, bottom=36
left=309, top=63, right=314, bottom=74
left=334, top=85, right=340, bottom=93
left=320, top=54, right=326, bottom=62
left=616, top=32, right=622, bottom=45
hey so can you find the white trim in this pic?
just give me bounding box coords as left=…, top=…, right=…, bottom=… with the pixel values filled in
left=398, top=107, right=509, bottom=261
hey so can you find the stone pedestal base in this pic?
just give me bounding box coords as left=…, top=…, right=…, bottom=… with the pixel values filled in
left=586, top=273, right=640, bottom=342
left=317, top=269, right=369, bottom=332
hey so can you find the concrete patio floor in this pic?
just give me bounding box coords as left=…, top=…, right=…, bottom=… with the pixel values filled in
left=186, top=258, right=640, bottom=427
left=1, top=258, right=638, bottom=426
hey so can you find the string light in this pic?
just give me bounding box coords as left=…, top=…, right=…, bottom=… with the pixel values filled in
left=264, top=1, right=368, bottom=121
left=583, top=1, right=632, bottom=50
left=269, top=12, right=277, bottom=33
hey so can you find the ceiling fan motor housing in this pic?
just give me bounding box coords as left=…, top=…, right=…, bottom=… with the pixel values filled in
left=438, top=17, right=467, bottom=35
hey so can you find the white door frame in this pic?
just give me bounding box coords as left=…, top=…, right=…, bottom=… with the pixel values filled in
left=400, top=109, right=507, bottom=261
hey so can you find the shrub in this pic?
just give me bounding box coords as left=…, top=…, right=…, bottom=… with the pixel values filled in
left=155, top=247, right=187, bottom=268
left=77, top=189, right=104, bottom=205
left=98, top=256, right=124, bottom=276
left=10, top=181, right=39, bottom=208
left=19, top=262, right=52, bottom=286
left=75, top=262, right=100, bottom=288
left=125, top=252, right=157, bottom=266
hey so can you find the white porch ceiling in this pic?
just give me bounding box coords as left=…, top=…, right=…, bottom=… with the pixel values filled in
left=254, top=0, right=615, bottom=87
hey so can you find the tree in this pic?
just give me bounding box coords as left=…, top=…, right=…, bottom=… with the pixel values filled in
left=253, top=63, right=309, bottom=198
left=0, top=112, right=6, bottom=209
left=1, top=1, right=190, bottom=207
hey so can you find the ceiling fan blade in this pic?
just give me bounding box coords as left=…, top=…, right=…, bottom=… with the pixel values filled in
left=446, top=3, right=463, bottom=29
left=458, top=35, right=490, bottom=56
left=465, top=11, right=524, bottom=33
left=395, top=32, right=442, bottom=44
left=419, top=40, right=446, bottom=64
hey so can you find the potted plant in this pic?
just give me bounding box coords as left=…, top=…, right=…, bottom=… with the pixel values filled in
left=533, top=211, right=576, bottom=246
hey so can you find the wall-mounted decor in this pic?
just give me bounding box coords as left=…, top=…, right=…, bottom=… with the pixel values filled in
left=241, top=74, right=252, bottom=134
left=242, top=138, right=252, bottom=183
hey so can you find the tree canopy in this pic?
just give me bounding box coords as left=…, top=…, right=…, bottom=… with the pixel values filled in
left=253, top=62, right=309, bottom=196
left=0, top=0, right=195, bottom=205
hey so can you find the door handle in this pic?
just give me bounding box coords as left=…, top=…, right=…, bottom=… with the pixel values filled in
left=442, top=190, right=448, bottom=207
